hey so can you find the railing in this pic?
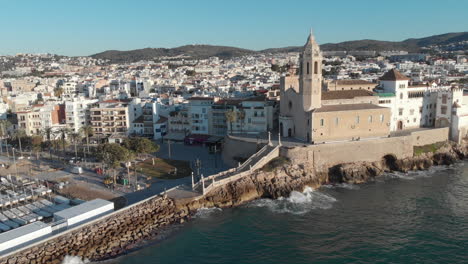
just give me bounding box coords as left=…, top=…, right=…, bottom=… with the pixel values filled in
left=193, top=144, right=280, bottom=195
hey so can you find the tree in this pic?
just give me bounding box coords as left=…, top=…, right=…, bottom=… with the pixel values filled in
left=237, top=110, right=246, bottom=133
left=123, top=137, right=159, bottom=156
left=69, top=132, right=82, bottom=160
left=225, top=109, right=237, bottom=134
left=55, top=127, right=70, bottom=159
left=11, top=129, right=27, bottom=154
left=42, top=127, right=54, bottom=159
left=54, top=87, right=64, bottom=98
left=96, top=143, right=134, bottom=168
left=31, top=136, right=43, bottom=160
left=80, top=125, right=93, bottom=155
left=0, top=120, right=11, bottom=154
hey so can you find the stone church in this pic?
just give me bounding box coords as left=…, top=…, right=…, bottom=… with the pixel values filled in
left=279, top=32, right=391, bottom=143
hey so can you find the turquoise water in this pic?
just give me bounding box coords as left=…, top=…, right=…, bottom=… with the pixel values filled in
left=109, top=163, right=468, bottom=264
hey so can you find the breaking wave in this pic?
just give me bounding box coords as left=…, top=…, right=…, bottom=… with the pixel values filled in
left=322, top=183, right=360, bottom=190
left=194, top=207, right=223, bottom=218
left=384, top=165, right=453, bottom=180
left=61, top=256, right=89, bottom=264
left=248, top=187, right=337, bottom=214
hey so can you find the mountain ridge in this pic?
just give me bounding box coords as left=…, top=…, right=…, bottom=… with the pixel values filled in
left=91, top=32, right=468, bottom=63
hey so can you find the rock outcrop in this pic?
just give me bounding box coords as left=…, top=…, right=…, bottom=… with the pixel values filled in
left=181, top=141, right=468, bottom=211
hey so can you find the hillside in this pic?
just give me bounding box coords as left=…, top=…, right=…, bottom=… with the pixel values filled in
left=91, top=45, right=255, bottom=63
left=91, top=32, right=468, bottom=63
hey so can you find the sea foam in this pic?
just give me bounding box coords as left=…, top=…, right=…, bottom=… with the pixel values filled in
left=249, top=187, right=337, bottom=214
left=61, top=256, right=89, bottom=264
left=194, top=207, right=223, bottom=218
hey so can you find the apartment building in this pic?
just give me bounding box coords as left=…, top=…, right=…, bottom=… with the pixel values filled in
left=65, top=97, right=98, bottom=132
left=17, top=104, right=64, bottom=136
left=90, top=100, right=131, bottom=137
left=187, top=97, right=214, bottom=135
left=62, top=82, right=82, bottom=95
left=167, top=108, right=190, bottom=136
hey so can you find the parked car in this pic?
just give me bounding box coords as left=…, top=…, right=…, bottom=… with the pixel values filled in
left=71, top=166, right=83, bottom=174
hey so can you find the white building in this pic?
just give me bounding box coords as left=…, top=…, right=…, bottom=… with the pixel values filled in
left=376, top=69, right=439, bottom=131
left=62, top=82, right=82, bottom=95
left=376, top=69, right=468, bottom=143
left=65, top=97, right=98, bottom=132
left=188, top=97, right=213, bottom=135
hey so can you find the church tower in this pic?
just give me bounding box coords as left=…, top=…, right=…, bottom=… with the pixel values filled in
left=300, top=30, right=323, bottom=111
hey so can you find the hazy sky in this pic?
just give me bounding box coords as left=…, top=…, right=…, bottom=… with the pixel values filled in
left=1, top=0, right=467, bottom=56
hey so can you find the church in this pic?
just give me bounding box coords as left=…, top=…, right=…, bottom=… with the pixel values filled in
left=279, top=32, right=391, bottom=143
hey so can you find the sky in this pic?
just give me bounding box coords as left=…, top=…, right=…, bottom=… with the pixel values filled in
left=0, top=0, right=467, bottom=56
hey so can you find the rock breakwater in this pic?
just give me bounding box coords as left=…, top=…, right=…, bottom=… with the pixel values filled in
left=0, top=196, right=188, bottom=264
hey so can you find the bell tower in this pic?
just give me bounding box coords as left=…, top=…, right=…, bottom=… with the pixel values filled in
left=300, top=29, right=323, bottom=111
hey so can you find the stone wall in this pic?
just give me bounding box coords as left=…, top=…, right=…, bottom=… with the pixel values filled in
left=281, top=128, right=450, bottom=172
left=411, top=127, right=449, bottom=146
left=281, top=136, right=414, bottom=172
left=0, top=196, right=188, bottom=264
left=222, top=136, right=264, bottom=167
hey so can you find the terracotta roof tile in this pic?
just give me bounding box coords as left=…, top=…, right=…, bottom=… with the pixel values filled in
left=322, top=90, right=375, bottom=100
left=314, top=103, right=386, bottom=113
left=379, top=69, right=410, bottom=81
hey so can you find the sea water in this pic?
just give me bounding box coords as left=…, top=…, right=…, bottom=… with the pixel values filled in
left=71, top=162, right=468, bottom=264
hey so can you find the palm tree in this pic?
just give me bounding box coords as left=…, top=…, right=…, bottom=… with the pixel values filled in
left=237, top=110, right=246, bottom=133
left=225, top=109, right=237, bottom=135
left=80, top=125, right=93, bottom=155
left=69, top=132, right=82, bottom=160
left=42, top=127, right=53, bottom=159
left=0, top=120, right=11, bottom=155
left=55, top=127, right=70, bottom=160
left=11, top=129, right=26, bottom=155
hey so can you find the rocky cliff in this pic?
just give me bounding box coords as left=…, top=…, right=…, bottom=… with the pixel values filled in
left=180, top=141, right=468, bottom=211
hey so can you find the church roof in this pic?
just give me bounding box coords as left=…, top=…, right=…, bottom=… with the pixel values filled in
left=322, top=90, right=375, bottom=100
left=379, top=69, right=411, bottom=81
left=314, top=103, right=386, bottom=113
left=334, top=79, right=375, bottom=85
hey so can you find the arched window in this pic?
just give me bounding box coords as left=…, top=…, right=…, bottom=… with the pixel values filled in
left=400, top=93, right=403, bottom=99
left=314, top=61, right=318, bottom=74
left=306, top=62, right=310, bottom=74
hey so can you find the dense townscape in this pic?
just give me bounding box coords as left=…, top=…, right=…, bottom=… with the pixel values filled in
left=0, top=30, right=468, bottom=260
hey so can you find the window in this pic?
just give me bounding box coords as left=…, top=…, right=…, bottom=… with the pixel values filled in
left=400, top=93, right=403, bottom=99
left=306, top=62, right=310, bottom=74
left=399, top=108, right=403, bottom=116
left=320, top=119, right=324, bottom=126
left=380, top=114, right=384, bottom=122
left=399, top=83, right=406, bottom=89
left=441, top=106, right=447, bottom=115
left=335, top=117, right=339, bottom=125
left=356, top=116, right=360, bottom=124
left=410, top=109, right=415, bottom=115
left=288, top=101, right=292, bottom=110
left=442, top=94, right=448, bottom=104
left=368, top=115, right=373, bottom=123
left=419, top=107, right=422, bottom=113
left=314, top=61, right=318, bottom=74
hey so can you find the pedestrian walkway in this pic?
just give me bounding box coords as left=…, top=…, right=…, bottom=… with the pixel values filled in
left=186, top=142, right=280, bottom=196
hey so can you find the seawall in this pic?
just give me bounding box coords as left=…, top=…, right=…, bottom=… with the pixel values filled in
left=0, top=196, right=188, bottom=264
